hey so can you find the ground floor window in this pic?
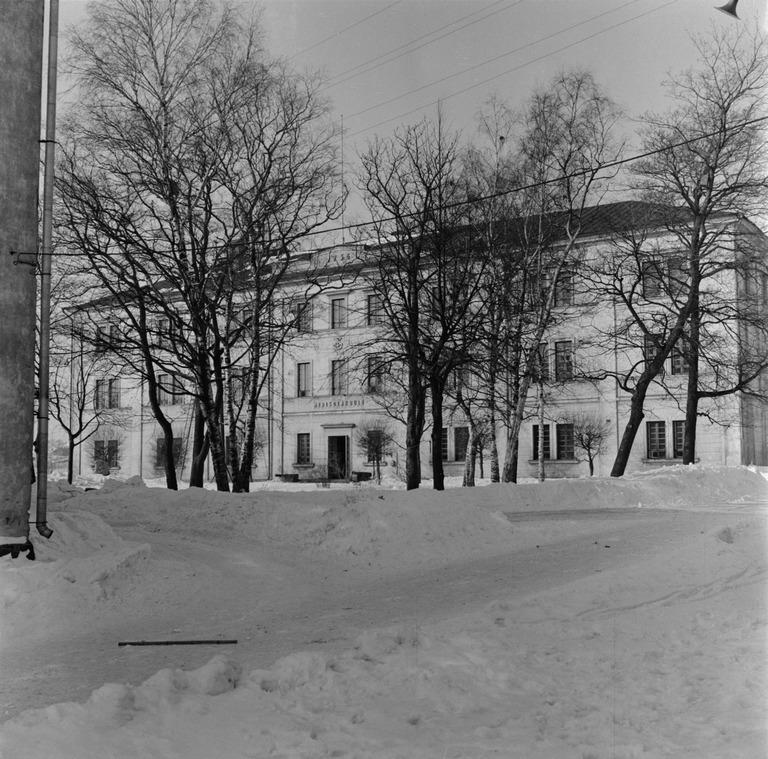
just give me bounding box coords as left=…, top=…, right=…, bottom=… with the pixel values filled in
left=156, top=437, right=183, bottom=468
left=556, top=423, right=575, bottom=459
left=532, top=424, right=551, bottom=460
left=296, top=433, right=311, bottom=464
left=646, top=421, right=667, bottom=459
left=94, top=439, right=119, bottom=474
left=672, top=420, right=685, bottom=458
left=454, top=426, right=469, bottom=461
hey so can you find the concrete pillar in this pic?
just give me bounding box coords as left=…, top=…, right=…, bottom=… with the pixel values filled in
left=0, top=1, right=44, bottom=544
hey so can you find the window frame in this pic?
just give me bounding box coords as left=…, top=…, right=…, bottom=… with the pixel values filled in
left=646, top=421, right=667, bottom=459
left=296, top=362, right=311, bottom=397
left=296, top=432, right=312, bottom=465
left=454, top=426, right=470, bottom=461
left=366, top=293, right=384, bottom=326
left=532, top=424, right=551, bottom=460
left=330, top=296, right=347, bottom=330
left=330, top=359, right=348, bottom=396
left=672, top=420, right=685, bottom=459
left=554, top=341, right=573, bottom=381
left=556, top=423, right=575, bottom=460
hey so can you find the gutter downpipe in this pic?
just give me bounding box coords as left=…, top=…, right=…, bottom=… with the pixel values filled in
left=35, top=0, right=59, bottom=540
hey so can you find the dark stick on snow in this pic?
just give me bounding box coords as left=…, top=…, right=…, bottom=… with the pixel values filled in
left=118, top=639, right=238, bottom=647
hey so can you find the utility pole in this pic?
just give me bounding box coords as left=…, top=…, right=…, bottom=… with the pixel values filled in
left=0, top=1, right=45, bottom=556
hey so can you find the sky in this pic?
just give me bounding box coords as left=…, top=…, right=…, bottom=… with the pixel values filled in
left=57, top=0, right=768, bottom=233
left=1, top=466, right=766, bottom=757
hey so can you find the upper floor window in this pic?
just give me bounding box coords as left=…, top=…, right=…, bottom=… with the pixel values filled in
left=95, top=378, right=120, bottom=410
left=296, top=362, right=311, bottom=397
left=670, top=337, right=690, bottom=375
left=554, top=341, right=573, bottom=381
left=554, top=268, right=574, bottom=307
left=667, top=257, right=688, bottom=298
left=330, top=297, right=347, bottom=329
left=158, top=374, right=184, bottom=406
left=366, top=355, right=385, bottom=393
left=643, top=334, right=663, bottom=366
left=331, top=359, right=348, bottom=396
left=534, top=342, right=550, bottom=382
left=95, top=324, right=119, bottom=353
left=367, top=293, right=385, bottom=326
left=440, top=427, right=449, bottom=461
left=641, top=259, right=664, bottom=298
left=294, top=301, right=313, bottom=333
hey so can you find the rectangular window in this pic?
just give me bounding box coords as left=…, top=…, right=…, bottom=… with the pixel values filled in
left=672, top=420, right=685, bottom=458
left=366, top=430, right=388, bottom=462
left=532, top=424, right=551, bottom=460
left=534, top=342, right=550, bottom=382
left=644, top=334, right=663, bottom=367
left=330, top=297, right=347, bottom=329
left=94, top=439, right=119, bottom=473
left=554, top=268, right=574, bottom=307
left=454, top=426, right=470, bottom=461
left=441, top=427, right=449, bottom=461
left=157, top=374, right=183, bottom=406
left=295, top=301, right=313, bottom=333
left=96, top=324, right=119, bottom=353
left=554, top=341, right=573, bottom=381
left=95, top=378, right=120, bottom=410
left=670, top=337, right=689, bottom=375
left=667, top=256, right=688, bottom=298
left=296, top=433, right=311, bottom=465
left=556, top=423, right=575, bottom=460
left=642, top=259, right=664, bottom=298
left=156, top=437, right=183, bottom=468
left=297, top=362, right=311, bottom=397
left=366, top=355, right=384, bottom=393
left=331, top=359, right=348, bottom=396
left=646, top=421, right=667, bottom=459
left=367, top=293, right=384, bottom=326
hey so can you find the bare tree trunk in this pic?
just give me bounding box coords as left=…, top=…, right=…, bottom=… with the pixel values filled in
left=430, top=375, right=446, bottom=491
left=537, top=379, right=546, bottom=483
left=189, top=402, right=209, bottom=488
left=683, top=290, right=700, bottom=465
left=462, top=425, right=476, bottom=487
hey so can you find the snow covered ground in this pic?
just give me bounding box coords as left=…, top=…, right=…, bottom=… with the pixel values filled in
left=1, top=466, right=766, bottom=758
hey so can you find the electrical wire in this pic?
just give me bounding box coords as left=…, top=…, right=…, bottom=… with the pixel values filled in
left=326, top=0, right=523, bottom=89
left=289, top=0, right=404, bottom=60
left=343, top=0, right=645, bottom=120
left=347, top=0, right=682, bottom=139
left=52, top=113, right=768, bottom=256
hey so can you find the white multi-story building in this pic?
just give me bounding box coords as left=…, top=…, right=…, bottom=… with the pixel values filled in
left=59, top=202, right=768, bottom=483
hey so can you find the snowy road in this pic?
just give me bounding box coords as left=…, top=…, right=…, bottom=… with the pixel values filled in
left=1, top=503, right=752, bottom=720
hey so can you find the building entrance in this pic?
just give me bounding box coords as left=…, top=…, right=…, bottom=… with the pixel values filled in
left=327, top=435, right=349, bottom=480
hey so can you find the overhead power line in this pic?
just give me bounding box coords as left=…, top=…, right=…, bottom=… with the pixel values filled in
left=290, top=0, right=404, bottom=60
left=326, top=0, right=524, bottom=89
left=344, top=0, right=645, bottom=121
left=347, top=0, right=682, bottom=139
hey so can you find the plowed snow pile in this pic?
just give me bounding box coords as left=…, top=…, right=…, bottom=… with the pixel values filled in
left=1, top=466, right=766, bottom=758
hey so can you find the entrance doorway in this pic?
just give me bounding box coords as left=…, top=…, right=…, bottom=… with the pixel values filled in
left=327, top=435, right=349, bottom=480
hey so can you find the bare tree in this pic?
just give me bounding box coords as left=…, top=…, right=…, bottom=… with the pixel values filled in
left=558, top=411, right=611, bottom=476
left=485, top=71, right=623, bottom=483
left=57, top=0, right=343, bottom=490
left=357, top=110, right=486, bottom=490
left=354, top=416, right=394, bottom=483
left=604, top=23, right=768, bottom=475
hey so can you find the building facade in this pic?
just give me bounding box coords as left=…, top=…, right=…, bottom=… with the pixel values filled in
left=58, top=203, right=768, bottom=483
